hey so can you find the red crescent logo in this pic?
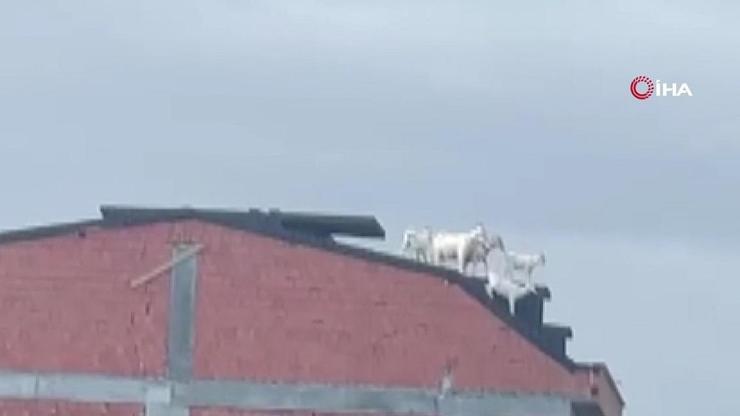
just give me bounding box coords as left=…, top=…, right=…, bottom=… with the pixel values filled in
left=630, top=76, right=654, bottom=100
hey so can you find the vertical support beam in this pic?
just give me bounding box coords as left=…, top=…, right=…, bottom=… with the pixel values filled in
left=167, top=244, right=198, bottom=382
left=162, top=243, right=199, bottom=416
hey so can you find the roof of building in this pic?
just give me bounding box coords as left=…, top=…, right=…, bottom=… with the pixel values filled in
left=0, top=205, right=577, bottom=370
left=100, top=205, right=387, bottom=239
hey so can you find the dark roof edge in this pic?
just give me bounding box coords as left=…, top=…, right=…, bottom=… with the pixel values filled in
left=542, top=323, right=574, bottom=338
left=0, top=207, right=576, bottom=371
left=100, top=205, right=386, bottom=239
left=0, top=219, right=102, bottom=245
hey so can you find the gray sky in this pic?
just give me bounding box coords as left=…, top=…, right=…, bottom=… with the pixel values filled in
left=1, top=1, right=739, bottom=415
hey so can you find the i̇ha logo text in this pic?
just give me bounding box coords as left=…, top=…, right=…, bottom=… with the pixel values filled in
left=630, top=75, right=692, bottom=100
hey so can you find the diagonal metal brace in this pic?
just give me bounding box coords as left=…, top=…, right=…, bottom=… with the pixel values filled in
left=130, top=244, right=204, bottom=289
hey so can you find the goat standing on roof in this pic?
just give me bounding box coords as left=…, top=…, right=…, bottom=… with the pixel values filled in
left=486, top=270, right=536, bottom=314
left=431, top=224, right=505, bottom=276
left=472, top=233, right=506, bottom=276
left=400, top=227, right=434, bottom=263
left=505, top=251, right=546, bottom=286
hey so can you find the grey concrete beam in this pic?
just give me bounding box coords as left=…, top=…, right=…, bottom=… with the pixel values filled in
left=0, top=372, right=37, bottom=398
left=0, top=370, right=585, bottom=416
left=146, top=404, right=189, bottom=416
left=0, top=371, right=154, bottom=403
left=177, top=380, right=575, bottom=416
left=176, top=380, right=437, bottom=414
left=438, top=392, right=573, bottom=416
left=167, top=244, right=199, bottom=382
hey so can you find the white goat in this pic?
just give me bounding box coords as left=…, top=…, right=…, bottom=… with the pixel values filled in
left=485, top=270, right=536, bottom=314
left=505, top=251, right=546, bottom=286
left=431, top=224, right=504, bottom=275
left=400, top=228, right=434, bottom=263
left=467, top=233, right=506, bottom=276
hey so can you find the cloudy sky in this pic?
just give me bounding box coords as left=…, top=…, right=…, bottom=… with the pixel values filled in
left=1, top=1, right=738, bottom=415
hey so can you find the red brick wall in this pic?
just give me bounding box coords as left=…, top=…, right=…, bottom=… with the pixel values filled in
left=0, top=218, right=596, bottom=401
left=0, top=400, right=141, bottom=416
left=185, top=221, right=579, bottom=394
left=0, top=223, right=172, bottom=376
